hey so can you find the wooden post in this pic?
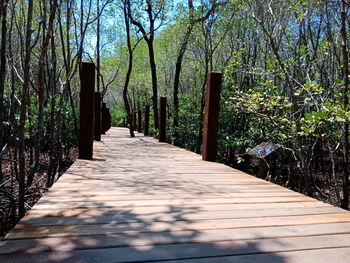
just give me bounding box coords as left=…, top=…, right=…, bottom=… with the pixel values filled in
left=123, top=117, right=126, bottom=127
left=138, top=109, right=142, bottom=133
left=105, top=107, right=112, bottom=131
left=101, top=102, right=106, bottom=135
left=159, top=97, right=166, bottom=142
left=144, top=105, right=150, bottom=136
left=79, top=62, right=95, bottom=159
left=133, top=111, right=137, bottom=131
left=202, top=72, right=222, bottom=162
left=94, top=92, right=101, bottom=141
left=102, top=105, right=111, bottom=133
left=258, top=159, right=268, bottom=179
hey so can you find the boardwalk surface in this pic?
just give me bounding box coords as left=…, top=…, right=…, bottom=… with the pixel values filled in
left=1, top=127, right=350, bottom=262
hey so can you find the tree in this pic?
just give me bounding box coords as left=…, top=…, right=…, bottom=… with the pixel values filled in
left=340, top=0, right=349, bottom=209
left=18, top=0, right=34, bottom=217
left=173, top=0, right=226, bottom=145
left=0, top=0, right=8, bottom=182
left=127, top=0, right=168, bottom=129
left=122, top=0, right=136, bottom=137
left=27, top=0, right=58, bottom=187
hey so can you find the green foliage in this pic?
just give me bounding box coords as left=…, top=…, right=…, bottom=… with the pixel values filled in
left=173, top=92, right=201, bottom=150
left=110, top=106, right=126, bottom=126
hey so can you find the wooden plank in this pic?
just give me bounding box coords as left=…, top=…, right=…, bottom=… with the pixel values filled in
left=35, top=196, right=314, bottom=206
left=35, top=188, right=293, bottom=197
left=42, top=191, right=302, bottom=199
left=2, top=222, right=350, bottom=255
left=53, top=176, right=269, bottom=182
left=19, top=206, right=345, bottom=227
left=1, top=235, right=350, bottom=263
left=25, top=201, right=331, bottom=217
left=40, top=193, right=305, bottom=202
left=49, top=184, right=278, bottom=190
left=6, top=213, right=350, bottom=240
left=156, top=247, right=350, bottom=263
left=46, top=184, right=289, bottom=191
left=31, top=198, right=318, bottom=210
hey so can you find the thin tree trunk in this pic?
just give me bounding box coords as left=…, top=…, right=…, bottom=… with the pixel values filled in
left=47, top=19, right=60, bottom=187
left=18, top=0, right=34, bottom=218
left=195, top=69, right=208, bottom=154
left=173, top=0, right=222, bottom=144
left=27, top=0, right=58, bottom=187
left=0, top=0, right=8, bottom=182
left=123, top=2, right=135, bottom=137
left=340, top=1, right=349, bottom=209
left=173, top=24, right=193, bottom=145
left=147, top=40, right=159, bottom=129
left=127, top=0, right=160, bottom=129
left=97, top=0, right=100, bottom=92
left=58, top=0, right=78, bottom=136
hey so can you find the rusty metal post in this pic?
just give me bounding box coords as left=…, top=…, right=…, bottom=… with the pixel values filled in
left=133, top=111, right=137, bottom=131
left=106, top=107, right=112, bottom=131
left=79, top=62, right=95, bottom=159
left=94, top=92, right=101, bottom=141
left=159, top=97, right=166, bottom=142
left=144, top=105, right=150, bottom=136
left=101, top=102, right=106, bottom=135
left=202, top=72, right=222, bottom=162
left=102, top=105, right=111, bottom=133
left=138, top=109, right=142, bottom=133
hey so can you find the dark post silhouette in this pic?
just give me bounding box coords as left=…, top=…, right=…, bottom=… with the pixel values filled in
left=105, top=107, right=112, bottom=132
left=159, top=97, right=167, bottom=142
left=102, top=105, right=111, bottom=133
left=133, top=111, right=137, bottom=131
left=79, top=62, right=95, bottom=159
left=94, top=92, right=101, bottom=141
left=202, top=72, right=222, bottom=162
left=123, top=117, right=126, bottom=127
left=138, top=109, right=142, bottom=133
left=101, top=102, right=106, bottom=135
left=144, top=105, right=150, bottom=136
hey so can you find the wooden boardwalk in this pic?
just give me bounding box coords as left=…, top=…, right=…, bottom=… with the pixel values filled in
left=1, top=127, right=350, bottom=262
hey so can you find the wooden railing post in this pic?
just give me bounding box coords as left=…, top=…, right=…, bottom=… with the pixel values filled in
left=133, top=111, right=137, bottom=131
left=159, top=97, right=167, bottom=142
left=202, top=72, right=222, bottom=162
left=138, top=109, right=142, bottom=133
left=79, top=62, right=95, bottom=159
left=102, top=105, right=111, bottom=133
left=101, top=102, right=106, bottom=135
left=105, top=107, right=112, bottom=132
left=144, top=105, right=150, bottom=136
left=94, top=91, right=101, bottom=141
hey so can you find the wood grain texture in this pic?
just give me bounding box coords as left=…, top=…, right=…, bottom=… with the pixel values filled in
left=1, top=127, right=350, bottom=262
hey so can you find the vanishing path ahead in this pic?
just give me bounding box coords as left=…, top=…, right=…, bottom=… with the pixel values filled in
left=1, top=127, right=350, bottom=262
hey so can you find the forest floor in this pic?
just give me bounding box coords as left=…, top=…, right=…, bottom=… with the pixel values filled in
left=232, top=161, right=343, bottom=209
left=272, top=171, right=342, bottom=208
left=0, top=148, right=77, bottom=238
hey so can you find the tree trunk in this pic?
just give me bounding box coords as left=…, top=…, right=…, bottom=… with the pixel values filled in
left=0, top=0, right=8, bottom=182
left=173, top=24, right=193, bottom=145
left=340, top=1, right=349, bottom=210
left=27, top=0, right=58, bottom=187
left=97, top=0, right=100, bottom=93
left=47, top=20, right=61, bottom=187
left=123, top=2, right=135, bottom=137
left=147, top=40, right=159, bottom=129
left=18, top=0, right=34, bottom=218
